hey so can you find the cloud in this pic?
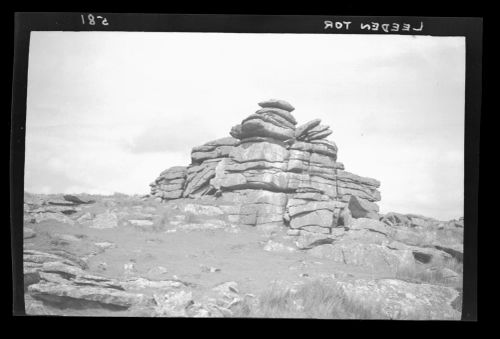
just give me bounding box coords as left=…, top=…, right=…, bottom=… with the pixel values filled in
left=126, top=118, right=219, bottom=154
left=24, top=32, right=465, bottom=220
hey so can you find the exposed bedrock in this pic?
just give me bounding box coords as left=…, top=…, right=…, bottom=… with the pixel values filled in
left=150, top=99, right=382, bottom=233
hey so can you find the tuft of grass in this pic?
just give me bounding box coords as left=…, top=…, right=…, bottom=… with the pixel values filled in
left=395, top=256, right=463, bottom=286
left=232, top=280, right=381, bottom=319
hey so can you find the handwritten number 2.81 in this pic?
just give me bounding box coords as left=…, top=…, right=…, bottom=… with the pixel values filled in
left=81, top=14, right=109, bottom=26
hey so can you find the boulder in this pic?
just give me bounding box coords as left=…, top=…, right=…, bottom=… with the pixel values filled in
left=90, top=211, right=118, bottom=229
left=29, top=282, right=147, bottom=309
left=230, top=124, right=243, bottom=139
left=387, top=241, right=452, bottom=263
left=308, top=241, right=415, bottom=271
left=348, top=195, right=380, bottom=219
left=258, top=99, right=295, bottom=113
left=380, top=212, right=412, bottom=227
left=295, top=231, right=335, bottom=249
left=289, top=209, right=335, bottom=229
left=347, top=218, right=392, bottom=236
left=240, top=117, right=295, bottom=141
left=191, top=137, right=239, bottom=164
left=295, top=119, right=321, bottom=139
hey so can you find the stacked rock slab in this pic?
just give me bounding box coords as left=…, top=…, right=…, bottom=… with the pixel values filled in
left=150, top=99, right=382, bottom=234
left=150, top=166, right=187, bottom=200
left=183, top=137, right=240, bottom=198
left=211, top=99, right=297, bottom=228
left=150, top=137, right=240, bottom=200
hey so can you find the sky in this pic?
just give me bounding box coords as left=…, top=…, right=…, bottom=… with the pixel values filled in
left=25, top=32, right=465, bottom=220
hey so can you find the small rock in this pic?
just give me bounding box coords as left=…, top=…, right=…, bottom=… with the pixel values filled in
left=94, top=242, right=116, bottom=250
left=213, top=281, right=239, bottom=295
left=128, top=219, right=154, bottom=227
left=124, top=262, right=136, bottom=275
left=200, top=265, right=221, bottom=273
left=97, top=262, right=108, bottom=271
left=263, top=240, right=296, bottom=253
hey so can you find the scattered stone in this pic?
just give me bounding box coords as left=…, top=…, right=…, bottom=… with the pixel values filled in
left=200, top=265, right=221, bottom=273
left=153, top=290, right=194, bottom=317
left=263, top=240, right=296, bottom=253
left=123, top=262, right=136, bottom=275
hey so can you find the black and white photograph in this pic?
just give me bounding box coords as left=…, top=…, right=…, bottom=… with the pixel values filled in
left=11, top=13, right=481, bottom=319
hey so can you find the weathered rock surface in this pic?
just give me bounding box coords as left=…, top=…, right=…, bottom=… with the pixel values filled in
left=335, top=279, right=461, bottom=320
left=24, top=250, right=149, bottom=311
left=258, top=99, right=295, bottom=113
left=308, top=241, right=415, bottom=271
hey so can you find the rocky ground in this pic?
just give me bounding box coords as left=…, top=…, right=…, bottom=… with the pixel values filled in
left=22, top=192, right=463, bottom=319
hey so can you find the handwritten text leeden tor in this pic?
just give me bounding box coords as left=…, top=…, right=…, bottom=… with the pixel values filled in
left=324, top=20, right=423, bottom=33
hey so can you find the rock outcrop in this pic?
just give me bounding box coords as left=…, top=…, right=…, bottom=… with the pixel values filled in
left=24, top=250, right=150, bottom=310
left=150, top=99, right=381, bottom=235
left=335, top=278, right=461, bottom=320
